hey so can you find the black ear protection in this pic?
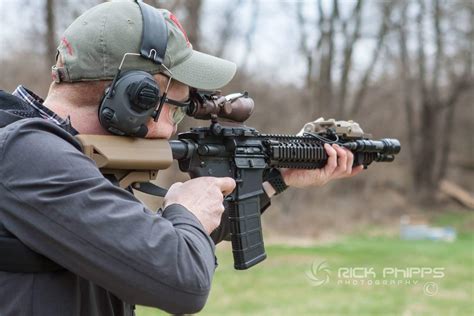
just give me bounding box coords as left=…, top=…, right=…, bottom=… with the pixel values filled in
left=98, top=1, right=168, bottom=137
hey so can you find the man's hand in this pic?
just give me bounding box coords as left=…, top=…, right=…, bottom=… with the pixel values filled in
left=280, top=143, right=364, bottom=188
left=163, top=177, right=236, bottom=234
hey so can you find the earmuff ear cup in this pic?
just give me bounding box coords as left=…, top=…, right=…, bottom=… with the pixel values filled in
left=98, top=3, right=168, bottom=137
left=98, top=71, right=160, bottom=137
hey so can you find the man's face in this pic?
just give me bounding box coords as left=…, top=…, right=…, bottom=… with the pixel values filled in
left=145, top=76, right=189, bottom=139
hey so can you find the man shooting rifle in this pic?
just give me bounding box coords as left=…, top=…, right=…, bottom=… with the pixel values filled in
left=0, top=1, right=379, bottom=315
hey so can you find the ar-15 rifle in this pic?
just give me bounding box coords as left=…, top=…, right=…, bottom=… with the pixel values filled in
left=77, top=91, right=400, bottom=270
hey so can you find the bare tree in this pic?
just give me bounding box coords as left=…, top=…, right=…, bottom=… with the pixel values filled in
left=398, top=0, right=417, bottom=169
left=181, top=0, right=203, bottom=51
left=397, top=0, right=473, bottom=203
left=293, top=0, right=472, bottom=204
left=45, top=0, right=56, bottom=65
left=295, top=0, right=394, bottom=117
left=349, top=1, right=394, bottom=117
left=144, top=0, right=203, bottom=51
left=337, top=0, right=363, bottom=117
left=296, top=0, right=337, bottom=114
left=239, top=0, right=259, bottom=69
left=315, top=0, right=338, bottom=113
left=296, top=1, right=314, bottom=91
left=213, top=0, right=243, bottom=57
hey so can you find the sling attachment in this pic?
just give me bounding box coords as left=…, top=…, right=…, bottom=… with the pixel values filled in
left=132, top=182, right=168, bottom=197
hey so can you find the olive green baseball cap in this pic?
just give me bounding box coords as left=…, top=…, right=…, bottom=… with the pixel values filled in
left=52, top=0, right=236, bottom=90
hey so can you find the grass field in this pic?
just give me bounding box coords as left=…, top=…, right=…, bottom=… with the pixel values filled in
left=137, top=212, right=473, bottom=316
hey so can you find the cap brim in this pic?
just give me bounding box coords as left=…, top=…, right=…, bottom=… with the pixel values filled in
left=169, top=50, right=237, bottom=90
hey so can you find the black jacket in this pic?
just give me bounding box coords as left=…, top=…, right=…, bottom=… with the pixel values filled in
left=0, top=91, right=216, bottom=315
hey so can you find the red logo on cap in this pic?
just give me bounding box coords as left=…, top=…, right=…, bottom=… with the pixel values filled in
left=61, top=37, right=74, bottom=56
left=169, top=13, right=191, bottom=47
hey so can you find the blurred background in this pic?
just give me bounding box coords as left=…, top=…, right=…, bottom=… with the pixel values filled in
left=0, top=0, right=472, bottom=315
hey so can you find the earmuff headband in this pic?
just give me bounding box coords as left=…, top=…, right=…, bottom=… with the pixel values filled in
left=136, top=1, right=168, bottom=65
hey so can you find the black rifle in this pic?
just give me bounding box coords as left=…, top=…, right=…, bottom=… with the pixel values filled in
left=168, top=91, right=401, bottom=270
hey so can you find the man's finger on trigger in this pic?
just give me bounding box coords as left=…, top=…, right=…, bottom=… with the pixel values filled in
left=216, top=177, right=236, bottom=195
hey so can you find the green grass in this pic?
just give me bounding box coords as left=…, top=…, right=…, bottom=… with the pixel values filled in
left=138, top=212, right=474, bottom=315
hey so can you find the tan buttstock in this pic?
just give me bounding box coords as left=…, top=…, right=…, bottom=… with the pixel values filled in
left=76, top=135, right=173, bottom=188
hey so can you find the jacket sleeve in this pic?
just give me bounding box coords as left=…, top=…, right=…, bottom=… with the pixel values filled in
left=0, top=119, right=216, bottom=314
